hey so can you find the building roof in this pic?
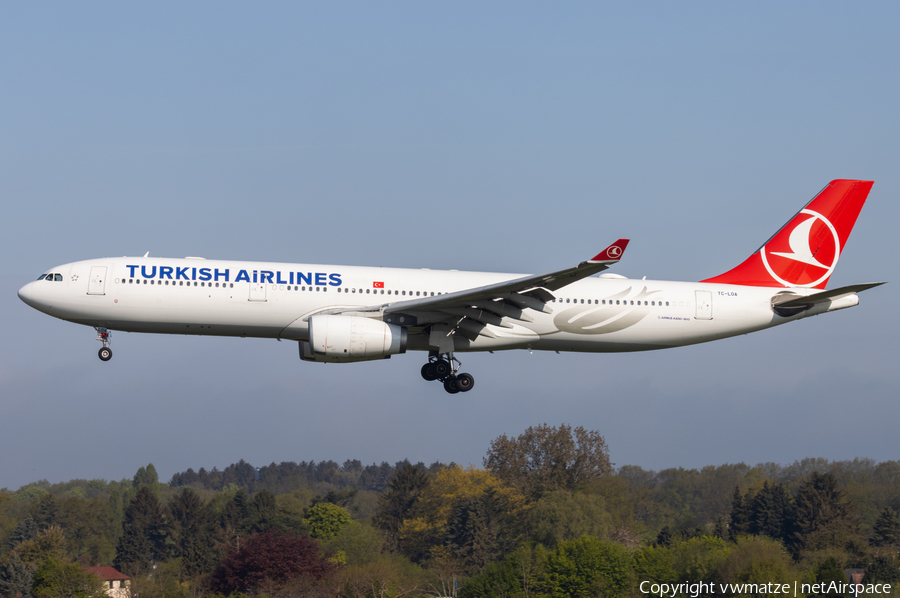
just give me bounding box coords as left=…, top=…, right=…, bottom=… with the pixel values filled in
left=86, top=566, right=130, bottom=581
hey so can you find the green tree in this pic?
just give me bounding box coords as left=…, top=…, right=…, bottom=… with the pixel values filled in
left=8, top=517, right=38, bottom=550
left=863, top=556, right=899, bottom=585
left=791, top=472, right=861, bottom=554
left=322, top=520, right=384, bottom=566
left=748, top=482, right=795, bottom=544
left=484, top=423, right=612, bottom=500
left=132, top=464, right=160, bottom=496
left=30, top=557, right=106, bottom=598
left=633, top=544, right=677, bottom=586
left=372, top=463, right=430, bottom=553
left=446, top=487, right=520, bottom=571
left=729, top=486, right=750, bottom=540
left=810, top=557, right=847, bottom=598
left=528, top=490, right=612, bottom=548
left=250, top=488, right=277, bottom=532
left=715, top=535, right=802, bottom=594
left=0, top=553, right=34, bottom=598
left=303, top=502, right=351, bottom=540
left=539, top=536, right=630, bottom=598
left=32, top=494, right=58, bottom=531
left=871, top=507, right=900, bottom=547
left=670, top=535, right=732, bottom=582
left=167, top=488, right=218, bottom=579
left=13, top=526, right=66, bottom=565
left=114, top=486, right=168, bottom=574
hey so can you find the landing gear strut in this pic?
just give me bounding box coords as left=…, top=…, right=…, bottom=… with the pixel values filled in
left=421, top=352, right=474, bottom=393
left=96, top=327, right=112, bottom=362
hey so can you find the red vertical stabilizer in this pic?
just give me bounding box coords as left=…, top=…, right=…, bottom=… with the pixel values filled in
left=702, top=180, right=873, bottom=289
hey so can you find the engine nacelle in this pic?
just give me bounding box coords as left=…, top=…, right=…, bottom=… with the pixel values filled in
left=300, top=315, right=407, bottom=363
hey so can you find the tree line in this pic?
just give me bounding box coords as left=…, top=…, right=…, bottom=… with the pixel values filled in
left=0, top=424, right=898, bottom=598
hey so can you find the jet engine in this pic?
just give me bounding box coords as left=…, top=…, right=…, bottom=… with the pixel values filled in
left=300, top=314, right=407, bottom=363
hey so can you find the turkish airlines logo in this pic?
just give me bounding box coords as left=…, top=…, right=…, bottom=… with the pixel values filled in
left=761, top=209, right=840, bottom=288
left=606, top=246, right=623, bottom=258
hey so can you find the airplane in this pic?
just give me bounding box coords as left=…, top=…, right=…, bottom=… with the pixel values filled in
left=18, top=179, right=883, bottom=394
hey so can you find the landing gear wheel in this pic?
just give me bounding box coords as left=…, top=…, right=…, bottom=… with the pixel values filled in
left=443, top=376, right=460, bottom=394
left=421, top=363, right=438, bottom=381
left=98, top=347, right=113, bottom=362
left=456, top=373, right=475, bottom=392
left=434, top=359, right=451, bottom=378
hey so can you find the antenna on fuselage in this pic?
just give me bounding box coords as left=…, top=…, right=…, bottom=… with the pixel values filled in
left=143, top=251, right=150, bottom=257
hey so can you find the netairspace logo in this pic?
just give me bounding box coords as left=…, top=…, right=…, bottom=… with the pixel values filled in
left=639, top=581, right=893, bottom=597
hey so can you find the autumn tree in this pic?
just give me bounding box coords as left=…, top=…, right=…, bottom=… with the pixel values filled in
left=484, top=423, right=611, bottom=499
left=209, top=529, right=337, bottom=594
left=397, top=465, right=525, bottom=563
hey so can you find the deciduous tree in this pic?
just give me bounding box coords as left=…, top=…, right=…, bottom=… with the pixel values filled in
left=484, top=423, right=612, bottom=500
left=209, top=529, right=337, bottom=594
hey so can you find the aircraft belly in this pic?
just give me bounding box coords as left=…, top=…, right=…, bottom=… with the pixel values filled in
left=54, top=292, right=301, bottom=339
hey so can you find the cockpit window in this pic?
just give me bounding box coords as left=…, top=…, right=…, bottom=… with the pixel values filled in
left=37, top=274, right=47, bottom=280
left=54, top=274, right=63, bottom=281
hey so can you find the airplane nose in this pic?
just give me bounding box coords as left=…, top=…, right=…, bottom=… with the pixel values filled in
left=18, top=282, right=38, bottom=308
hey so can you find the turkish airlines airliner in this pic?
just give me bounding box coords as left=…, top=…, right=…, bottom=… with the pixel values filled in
left=18, top=180, right=883, bottom=393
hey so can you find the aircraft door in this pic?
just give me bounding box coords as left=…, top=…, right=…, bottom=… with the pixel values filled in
left=88, top=266, right=107, bottom=295
left=249, top=281, right=267, bottom=302
left=695, top=290, right=712, bottom=319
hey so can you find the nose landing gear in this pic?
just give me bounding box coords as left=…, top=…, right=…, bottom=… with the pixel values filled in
left=421, top=353, right=474, bottom=393
left=95, top=327, right=112, bottom=361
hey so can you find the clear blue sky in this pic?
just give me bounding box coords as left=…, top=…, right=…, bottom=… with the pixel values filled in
left=2, top=2, right=898, bottom=490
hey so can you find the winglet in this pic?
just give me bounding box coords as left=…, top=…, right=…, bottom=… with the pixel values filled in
left=589, top=239, right=629, bottom=263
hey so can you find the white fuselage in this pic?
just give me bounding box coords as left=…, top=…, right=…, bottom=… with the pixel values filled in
left=17, top=256, right=851, bottom=355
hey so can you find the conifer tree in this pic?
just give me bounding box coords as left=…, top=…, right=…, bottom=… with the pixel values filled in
left=32, top=494, right=58, bottom=531
left=729, top=486, right=749, bottom=540
left=8, top=517, right=38, bottom=550
left=0, top=553, right=34, bottom=598
left=791, top=472, right=859, bottom=553
left=114, top=486, right=168, bottom=574
left=372, top=463, right=430, bottom=553
left=871, top=507, right=900, bottom=547
left=168, top=488, right=218, bottom=579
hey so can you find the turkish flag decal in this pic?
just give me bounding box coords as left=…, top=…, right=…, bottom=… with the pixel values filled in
left=373, top=281, right=384, bottom=288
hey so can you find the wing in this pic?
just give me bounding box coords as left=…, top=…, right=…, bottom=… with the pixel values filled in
left=327, top=239, right=629, bottom=344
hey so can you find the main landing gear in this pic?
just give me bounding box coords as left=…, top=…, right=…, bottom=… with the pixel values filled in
left=421, top=353, right=474, bottom=394
left=95, top=327, right=113, bottom=361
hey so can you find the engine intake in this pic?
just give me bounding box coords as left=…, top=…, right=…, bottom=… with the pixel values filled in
left=300, top=315, right=407, bottom=363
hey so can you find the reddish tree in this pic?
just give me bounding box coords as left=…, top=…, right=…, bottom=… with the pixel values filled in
left=209, top=529, right=338, bottom=593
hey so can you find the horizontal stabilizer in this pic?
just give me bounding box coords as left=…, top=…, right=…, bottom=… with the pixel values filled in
left=772, top=282, right=885, bottom=309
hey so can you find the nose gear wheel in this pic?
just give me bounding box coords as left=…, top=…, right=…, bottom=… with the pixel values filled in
left=95, top=327, right=113, bottom=361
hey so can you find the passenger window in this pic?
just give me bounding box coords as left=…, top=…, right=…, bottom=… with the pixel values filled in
left=616, top=300, right=620, bottom=305
left=366, top=289, right=370, bottom=294
left=402, top=291, right=406, bottom=295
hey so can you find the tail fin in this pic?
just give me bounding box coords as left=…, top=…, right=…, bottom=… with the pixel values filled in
left=702, top=179, right=873, bottom=289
